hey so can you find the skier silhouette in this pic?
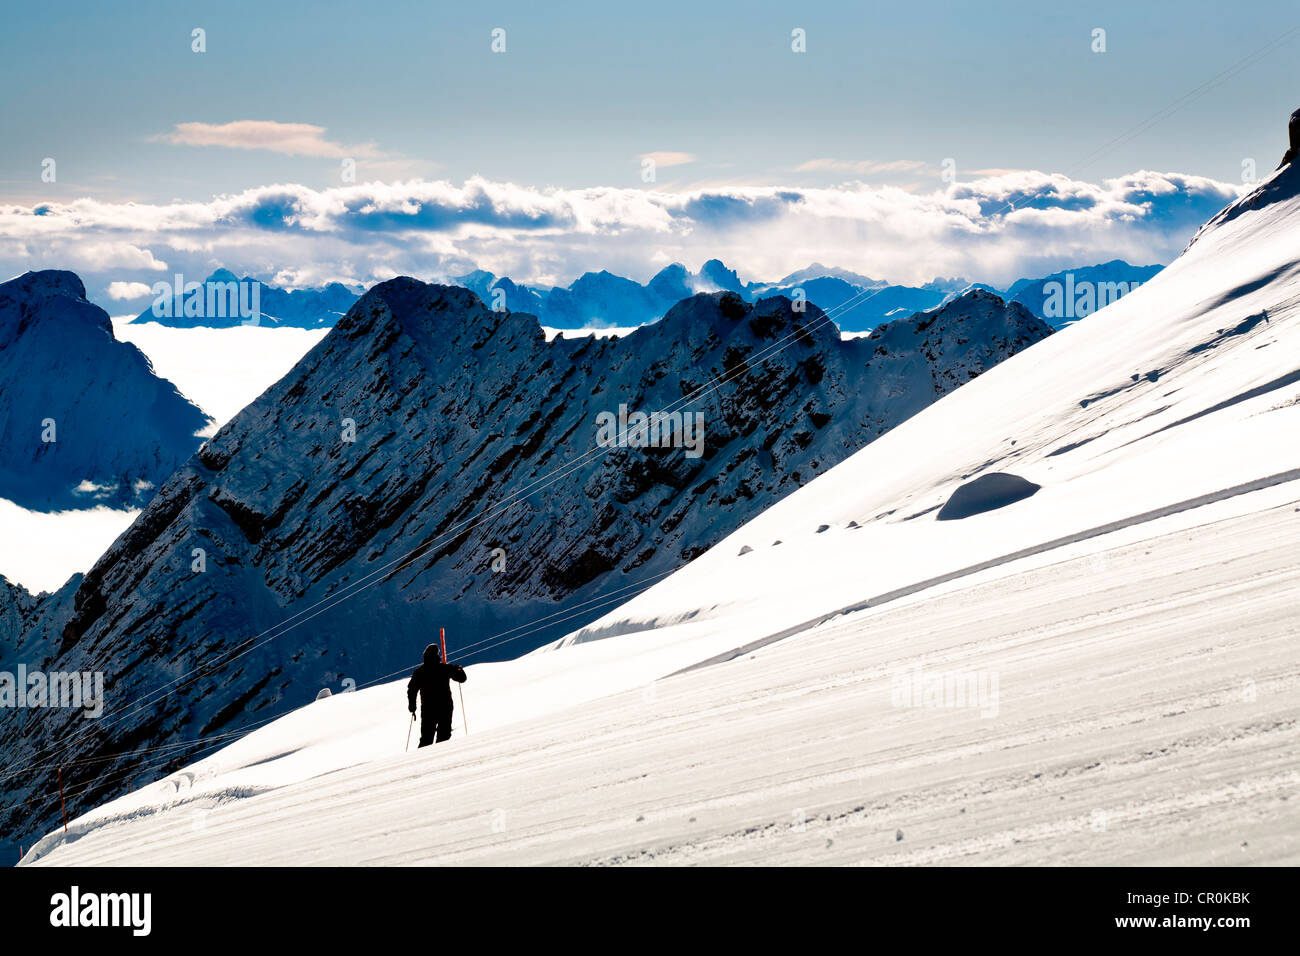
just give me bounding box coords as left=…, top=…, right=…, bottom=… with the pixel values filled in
left=407, top=643, right=467, bottom=747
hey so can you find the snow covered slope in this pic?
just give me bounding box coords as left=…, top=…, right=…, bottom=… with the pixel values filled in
left=19, top=488, right=1300, bottom=865
left=552, top=158, right=1300, bottom=655
left=17, top=122, right=1300, bottom=869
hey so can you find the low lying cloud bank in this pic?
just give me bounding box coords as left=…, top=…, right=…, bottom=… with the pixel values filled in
left=0, top=170, right=1240, bottom=303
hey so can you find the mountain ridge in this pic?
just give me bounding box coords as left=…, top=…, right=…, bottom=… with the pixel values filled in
left=1, top=279, right=1051, bottom=840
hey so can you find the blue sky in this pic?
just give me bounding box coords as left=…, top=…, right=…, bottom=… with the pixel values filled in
left=1, top=0, right=1297, bottom=297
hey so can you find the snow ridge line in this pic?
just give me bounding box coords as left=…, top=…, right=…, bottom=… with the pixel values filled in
left=20, top=782, right=276, bottom=866
left=668, top=466, right=1300, bottom=676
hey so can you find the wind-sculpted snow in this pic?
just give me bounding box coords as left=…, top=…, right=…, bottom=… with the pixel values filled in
left=937, top=473, right=1040, bottom=520
left=0, top=278, right=1049, bottom=844
left=24, top=493, right=1300, bottom=867
left=0, top=271, right=211, bottom=511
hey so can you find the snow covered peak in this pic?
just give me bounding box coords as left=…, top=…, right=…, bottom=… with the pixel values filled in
left=963, top=287, right=1036, bottom=316
left=338, top=278, right=541, bottom=357
left=770, top=263, right=881, bottom=288
left=933, top=286, right=1007, bottom=308
left=0, top=270, right=110, bottom=355
left=345, top=276, right=488, bottom=325
left=647, top=289, right=830, bottom=344
left=3, top=267, right=87, bottom=299
left=0, top=271, right=210, bottom=512
left=698, top=258, right=744, bottom=293
left=647, top=262, right=693, bottom=303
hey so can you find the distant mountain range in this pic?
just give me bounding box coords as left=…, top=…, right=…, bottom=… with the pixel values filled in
left=457, top=260, right=970, bottom=332
left=125, top=260, right=1163, bottom=332
left=1003, top=260, right=1164, bottom=326
left=457, top=258, right=1163, bottom=331
left=132, top=268, right=360, bottom=329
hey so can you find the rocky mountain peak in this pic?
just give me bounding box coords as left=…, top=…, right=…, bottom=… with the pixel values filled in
left=0, top=272, right=1052, bottom=839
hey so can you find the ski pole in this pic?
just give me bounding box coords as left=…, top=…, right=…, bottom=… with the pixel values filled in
left=405, top=713, right=415, bottom=751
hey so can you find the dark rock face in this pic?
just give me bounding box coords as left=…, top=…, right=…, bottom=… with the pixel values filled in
left=0, top=280, right=1051, bottom=841
left=937, top=472, right=1041, bottom=521
left=1277, top=107, right=1300, bottom=169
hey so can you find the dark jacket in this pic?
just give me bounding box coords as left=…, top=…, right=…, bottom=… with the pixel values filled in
left=407, top=645, right=467, bottom=714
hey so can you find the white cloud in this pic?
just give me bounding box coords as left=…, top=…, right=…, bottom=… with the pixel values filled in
left=31, top=240, right=169, bottom=275
left=152, top=121, right=384, bottom=159
left=106, top=280, right=155, bottom=300
left=0, top=169, right=1242, bottom=298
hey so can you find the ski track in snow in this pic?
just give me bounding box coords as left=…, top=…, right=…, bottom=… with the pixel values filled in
left=25, top=494, right=1300, bottom=866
